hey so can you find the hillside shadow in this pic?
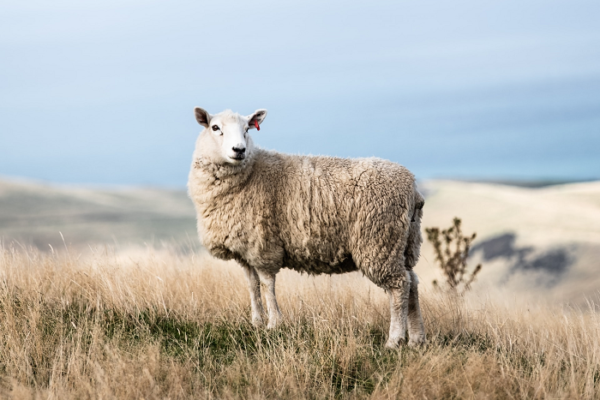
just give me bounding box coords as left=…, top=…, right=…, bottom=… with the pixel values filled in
left=471, top=233, right=572, bottom=286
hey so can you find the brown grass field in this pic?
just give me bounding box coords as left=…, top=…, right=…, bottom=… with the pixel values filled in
left=1, top=245, right=599, bottom=399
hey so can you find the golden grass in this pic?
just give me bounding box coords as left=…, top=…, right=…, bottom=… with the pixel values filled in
left=0, top=245, right=599, bottom=399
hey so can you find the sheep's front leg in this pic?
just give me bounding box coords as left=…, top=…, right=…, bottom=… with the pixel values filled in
left=256, top=270, right=282, bottom=329
left=386, top=272, right=411, bottom=349
left=241, top=264, right=264, bottom=327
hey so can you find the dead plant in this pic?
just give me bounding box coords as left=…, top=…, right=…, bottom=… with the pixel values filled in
left=425, top=217, right=482, bottom=294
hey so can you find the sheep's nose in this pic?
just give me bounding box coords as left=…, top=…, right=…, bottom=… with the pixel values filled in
left=232, top=146, right=246, bottom=155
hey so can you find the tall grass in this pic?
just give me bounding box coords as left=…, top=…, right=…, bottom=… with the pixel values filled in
left=0, top=244, right=599, bottom=399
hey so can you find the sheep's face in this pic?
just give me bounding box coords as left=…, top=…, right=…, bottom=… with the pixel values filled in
left=193, top=108, right=267, bottom=165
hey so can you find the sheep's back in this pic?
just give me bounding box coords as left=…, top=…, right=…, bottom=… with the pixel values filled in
left=258, top=153, right=416, bottom=276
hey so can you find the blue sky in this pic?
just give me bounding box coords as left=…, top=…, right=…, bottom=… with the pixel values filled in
left=1, top=0, right=599, bottom=186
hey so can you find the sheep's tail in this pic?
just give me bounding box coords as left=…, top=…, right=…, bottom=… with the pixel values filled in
left=405, top=189, right=424, bottom=270
left=412, top=190, right=424, bottom=222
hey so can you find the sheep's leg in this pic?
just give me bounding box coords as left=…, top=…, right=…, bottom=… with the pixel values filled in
left=256, top=270, right=282, bottom=329
left=404, top=202, right=426, bottom=346
left=385, top=271, right=411, bottom=349
left=407, top=271, right=426, bottom=346
left=241, top=264, right=264, bottom=327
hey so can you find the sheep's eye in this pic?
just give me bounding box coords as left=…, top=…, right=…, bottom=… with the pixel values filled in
left=211, top=125, right=219, bottom=131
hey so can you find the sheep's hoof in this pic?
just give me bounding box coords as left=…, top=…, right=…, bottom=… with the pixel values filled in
left=251, top=317, right=264, bottom=327
left=408, top=336, right=427, bottom=348
left=384, top=338, right=402, bottom=349
left=266, top=312, right=282, bottom=329
left=266, top=317, right=282, bottom=329
left=267, top=321, right=281, bottom=329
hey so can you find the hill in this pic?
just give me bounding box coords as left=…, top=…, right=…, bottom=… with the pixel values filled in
left=1, top=176, right=599, bottom=303
left=1, top=241, right=599, bottom=399
left=0, top=177, right=197, bottom=251
left=419, top=180, right=600, bottom=303
left=2, top=175, right=600, bottom=397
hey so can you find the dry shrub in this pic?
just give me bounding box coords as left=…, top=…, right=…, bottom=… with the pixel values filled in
left=425, top=217, right=482, bottom=293
left=0, top=244, right=599, bottom=399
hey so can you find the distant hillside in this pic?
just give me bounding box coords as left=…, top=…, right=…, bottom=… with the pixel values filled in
left=0, top=177, right=197, bottom=251
left=2, top=176, right=599, bottom=303
left=419, top=180, right=600, bottom=303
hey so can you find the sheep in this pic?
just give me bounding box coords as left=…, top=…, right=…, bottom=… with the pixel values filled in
left=188, top=107, right=426, bottom=348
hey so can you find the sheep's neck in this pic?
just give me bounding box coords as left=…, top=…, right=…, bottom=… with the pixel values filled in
left=192, top=156, right=255, bottom=197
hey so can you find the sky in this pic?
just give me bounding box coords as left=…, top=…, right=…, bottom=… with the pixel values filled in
left=1, top=0, right=599, bottom=186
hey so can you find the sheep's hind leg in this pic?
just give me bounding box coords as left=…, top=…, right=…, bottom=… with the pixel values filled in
left=385, top=271, right=411, bottom=349
left=241, top=264, right=264, bottom=327
left=404, top=210, right=426, bottom=346
left=256, top=270, right=282, bottom=329
left=407, top=271, right=426, bottom=346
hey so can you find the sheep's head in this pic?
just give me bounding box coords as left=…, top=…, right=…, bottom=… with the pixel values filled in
left=193, top=108, right=267, bottom=165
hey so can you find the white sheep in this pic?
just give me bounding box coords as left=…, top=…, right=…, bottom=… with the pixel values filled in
left=188, top=108, right=426, bottom=348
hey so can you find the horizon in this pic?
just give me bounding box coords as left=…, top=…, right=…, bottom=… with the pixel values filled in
left=1, top=173, right=598, bottom=191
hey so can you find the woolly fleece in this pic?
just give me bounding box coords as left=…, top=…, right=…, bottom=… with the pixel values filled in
left=189, top=145, right=423, bottom=290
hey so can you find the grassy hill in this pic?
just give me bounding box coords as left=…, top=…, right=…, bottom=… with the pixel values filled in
left=1, top=246, right=599, bottom=399
left=1, top=176, right=600, bottom=398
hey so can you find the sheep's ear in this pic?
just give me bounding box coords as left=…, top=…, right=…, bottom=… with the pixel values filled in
left=247, top=109, right=267, bottom=130
left=194, top=107, right=211, bottom=127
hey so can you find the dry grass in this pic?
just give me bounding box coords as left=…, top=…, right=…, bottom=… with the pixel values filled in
left=1, top=245, right=599, bottom=399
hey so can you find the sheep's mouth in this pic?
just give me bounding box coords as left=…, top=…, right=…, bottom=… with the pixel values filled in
left=229, top=154, right=245, bottom=161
